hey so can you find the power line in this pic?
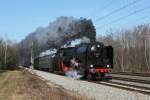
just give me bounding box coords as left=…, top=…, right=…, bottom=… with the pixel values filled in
left=122, top=14, right=150, bottom=26
left=95, top=0, right=141, bottom=22
left=97, top=5, right=150, bottom=29
left=87, top=0, right=114, bottom=19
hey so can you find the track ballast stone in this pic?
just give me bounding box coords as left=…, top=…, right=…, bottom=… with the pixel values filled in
left=33, top=70, right=150, bottom=100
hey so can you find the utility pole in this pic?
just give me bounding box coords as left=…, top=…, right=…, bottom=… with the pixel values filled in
left=30, top=41, right=34, bottom=69
left=143, top=32, right=150, bottom=71
left=4, top=36, right=7, bottom=69
left=148, top=34, right=150, bottom=69
left=144, top=40, right=149, bottom=71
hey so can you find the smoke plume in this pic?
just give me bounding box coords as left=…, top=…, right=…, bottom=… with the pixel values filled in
left=25, top=16, right=95, bottom=47
left=19, top=16, right=96, bottom=64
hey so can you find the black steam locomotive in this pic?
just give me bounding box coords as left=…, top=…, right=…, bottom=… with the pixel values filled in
left=34, top=42, right=113, bottom=80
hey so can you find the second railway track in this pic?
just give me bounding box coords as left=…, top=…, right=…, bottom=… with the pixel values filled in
left=98, top=81, right=150, bottom=95
left=92, top=73, right=150, bottom=95
left=112, top=72, right=150, bottom=77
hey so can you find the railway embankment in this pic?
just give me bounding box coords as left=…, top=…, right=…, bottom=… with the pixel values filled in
left=30, top=69, right=150, bottom=100
left=0, top=69, right=87, bottom=100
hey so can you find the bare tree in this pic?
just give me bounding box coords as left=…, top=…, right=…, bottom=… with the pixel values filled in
left=98, top=24, right=150, bottom=73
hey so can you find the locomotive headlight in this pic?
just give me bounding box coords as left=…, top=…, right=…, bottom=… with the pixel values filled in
left=97, top=44, right=100, bottom=48
left=107, top=65, right=110, bottom=68
left=91, top=46, right=95, bottom=51
left=90, top=65, right=94, bottom=68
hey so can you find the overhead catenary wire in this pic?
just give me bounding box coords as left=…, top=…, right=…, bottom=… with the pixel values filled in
left=87, top=0, right=114, bottom=19
left=95, top=0, right=141, bottom=22
left=121, top=14, right=150, bottom=27
left=96, top=5, right=150, bottom=29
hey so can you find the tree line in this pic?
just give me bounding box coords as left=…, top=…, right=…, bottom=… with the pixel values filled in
left=98, top=24, right=150, bottom=73
left=0, top=39, right=18, bottom=70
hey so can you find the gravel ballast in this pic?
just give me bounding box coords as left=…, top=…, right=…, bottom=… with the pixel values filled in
left=32, top=70, right=150, bottom=100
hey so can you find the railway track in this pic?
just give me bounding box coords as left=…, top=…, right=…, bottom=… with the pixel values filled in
left=112, top=72, right=150, bottom=77
left=98, top=81, right=150, bottom=95
left=95, top=73, right=150, bottom=95
left=111, top=76, right=150, bottom=84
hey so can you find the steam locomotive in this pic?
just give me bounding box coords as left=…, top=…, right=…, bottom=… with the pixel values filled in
left=34, top=42, right=113, bottom=80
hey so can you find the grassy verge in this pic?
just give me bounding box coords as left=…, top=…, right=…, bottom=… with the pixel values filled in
left=0, top=69, right=89, bottom=100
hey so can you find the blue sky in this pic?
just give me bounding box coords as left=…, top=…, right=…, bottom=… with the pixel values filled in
left=0, top=0, right=150, bottom=42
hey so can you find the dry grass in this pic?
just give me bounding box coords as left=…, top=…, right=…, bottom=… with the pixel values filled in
left=0, top=70, right=89, bottom=100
